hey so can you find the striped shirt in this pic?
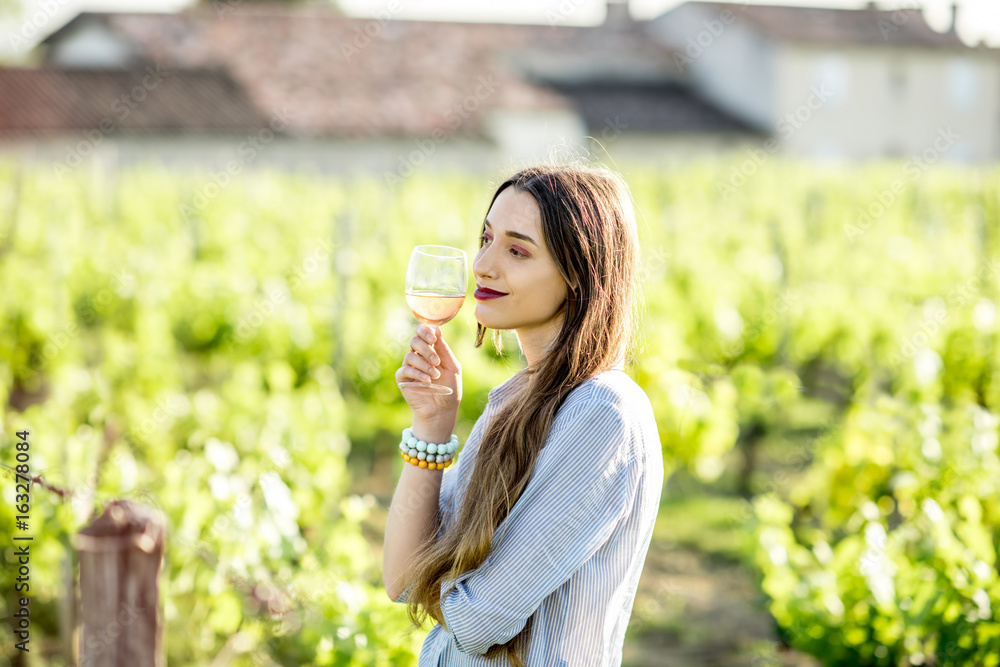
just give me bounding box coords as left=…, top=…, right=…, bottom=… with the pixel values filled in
left=393, top=366, right=664, bottom=666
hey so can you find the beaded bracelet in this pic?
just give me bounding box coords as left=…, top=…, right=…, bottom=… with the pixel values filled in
left=399, top=427, right=459, bottom=470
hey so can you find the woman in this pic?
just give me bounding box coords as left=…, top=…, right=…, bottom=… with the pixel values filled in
left=383, top=164, right=663, bottom=667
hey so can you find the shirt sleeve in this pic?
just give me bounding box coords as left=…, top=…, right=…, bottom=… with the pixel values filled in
left=438, top=398, right=637, bottom=655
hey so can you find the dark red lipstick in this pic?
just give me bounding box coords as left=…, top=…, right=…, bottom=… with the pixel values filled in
left=474, top=284, right=508, bottom=300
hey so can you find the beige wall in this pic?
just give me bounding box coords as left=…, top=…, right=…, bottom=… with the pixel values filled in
left=774, top=44, right=1000, bottom=162
left=0, top=135, right=501, bottom=184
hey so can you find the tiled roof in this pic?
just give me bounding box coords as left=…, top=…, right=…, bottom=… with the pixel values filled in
left=687, top=2, right=969, bottom=48
left=0, top=66, right=270, bottom=138
left=29, top=3, right=941, bottom=141
left=45, top=9, right=598, bottom=139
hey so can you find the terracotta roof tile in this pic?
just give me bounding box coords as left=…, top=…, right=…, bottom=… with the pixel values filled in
left=0, top=66, right=270, bottom=138
left=89, top=9, right=592, bottom=138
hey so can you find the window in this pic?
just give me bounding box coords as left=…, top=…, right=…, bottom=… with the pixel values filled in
left=947, top=58, right=977, bottom=110
left=812, top=53, right=850, bottom=107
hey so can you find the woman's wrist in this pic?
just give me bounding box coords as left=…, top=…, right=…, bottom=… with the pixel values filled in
left=411, top=416, right=457, bottom=445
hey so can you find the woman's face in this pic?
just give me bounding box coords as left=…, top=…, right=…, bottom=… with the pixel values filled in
left=473, top=187, right=572, bottom=342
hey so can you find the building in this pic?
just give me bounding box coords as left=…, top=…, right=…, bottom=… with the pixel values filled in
left=0, top=1, right=996, bottom=177
left=647, top=1, right=1000, bottom=161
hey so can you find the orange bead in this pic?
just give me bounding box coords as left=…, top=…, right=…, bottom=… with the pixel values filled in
left=428, top=462, right=438, bottom=470
left=418, top=460, right=427, bottom=468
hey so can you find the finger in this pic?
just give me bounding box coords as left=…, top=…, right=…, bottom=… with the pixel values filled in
left=406, top=351, right=440, bottom=378
left=397, top=364, right=433, bottom=383
left=410, top=332, right=441, bottom=365
left=418, top=323, right=437, bottom=345
left=396, top=366, right=426, bottom=383
left=431, top=329, right=459, bottom=370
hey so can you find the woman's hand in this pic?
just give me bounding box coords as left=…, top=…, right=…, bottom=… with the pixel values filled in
left=395, top=323, right=462, bottom=424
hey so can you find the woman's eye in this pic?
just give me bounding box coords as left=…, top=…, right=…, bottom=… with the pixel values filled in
left=479, top=234, right=526, bottom=258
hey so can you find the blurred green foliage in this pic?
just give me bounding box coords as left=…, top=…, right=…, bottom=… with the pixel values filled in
left=0, top=157, right=997, bottom=665
left=752, top=396, right=1000, bottom=666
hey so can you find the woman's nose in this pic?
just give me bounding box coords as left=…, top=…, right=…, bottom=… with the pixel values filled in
left=473, top=247, right=496, bottom=279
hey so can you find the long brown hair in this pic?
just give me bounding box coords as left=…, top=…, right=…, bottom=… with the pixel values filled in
left=397, top=163, right=644, bottom=665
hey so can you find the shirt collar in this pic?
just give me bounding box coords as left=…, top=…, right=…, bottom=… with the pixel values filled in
left=488, top=360, right=626, bottom=403
left=487, top=370, right=527, bottom=404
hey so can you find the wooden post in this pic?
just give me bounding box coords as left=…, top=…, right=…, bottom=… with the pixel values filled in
left=76, top=499, right=166, bottom=667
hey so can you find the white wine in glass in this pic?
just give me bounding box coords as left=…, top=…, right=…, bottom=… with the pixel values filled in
left=405, top=292, right=465, bottom=326
left=399, top=245, right=467, bottom=395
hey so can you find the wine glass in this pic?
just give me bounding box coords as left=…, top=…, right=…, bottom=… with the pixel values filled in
left=399, top=245, right=467, bottom=395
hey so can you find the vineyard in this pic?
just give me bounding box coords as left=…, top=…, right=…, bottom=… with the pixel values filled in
left=0, top=158, right=998, bottom=666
